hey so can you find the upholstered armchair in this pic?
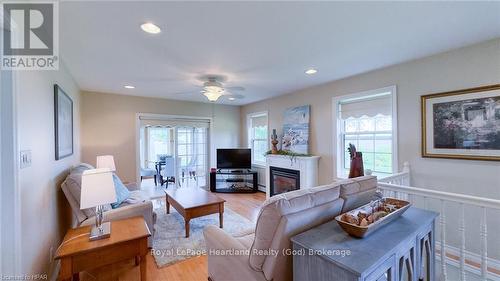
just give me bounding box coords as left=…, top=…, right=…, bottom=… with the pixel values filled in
left=61, top=163, right=157, bottom=246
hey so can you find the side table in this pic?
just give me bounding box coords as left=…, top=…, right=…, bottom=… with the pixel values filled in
left=55, top=216, right=151, bottom=281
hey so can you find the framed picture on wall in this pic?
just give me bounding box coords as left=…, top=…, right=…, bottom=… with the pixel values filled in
left=54, top=84, right=73, bottom=160
left=421, top=84, right=500, bottom=161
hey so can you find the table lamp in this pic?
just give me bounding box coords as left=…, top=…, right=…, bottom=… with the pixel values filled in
left=96, top=155, right=116, bottom=171
left=80, top=168, right=117, bottom=241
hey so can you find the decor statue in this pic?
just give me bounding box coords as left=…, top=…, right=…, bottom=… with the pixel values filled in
left=348, top=143, right=364, bottom=178
left=271, top=129, right=279, bottom=154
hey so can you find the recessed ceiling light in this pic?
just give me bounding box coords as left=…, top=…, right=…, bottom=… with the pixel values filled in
left=305, top=68, right=318, bottom=75
left=124, top=85, right=135, bottom=89
left=140, top=22, right=161, bottom=34
left=228, top=97, right=236, bottom=101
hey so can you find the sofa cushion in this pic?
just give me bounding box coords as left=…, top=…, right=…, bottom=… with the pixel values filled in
left=249, top=182, right=342, bottom=272
left=111, top=174, right=131, bottom=209
left=339, top=175, right=378, bottom=212
left=118, top=190, right=149, bottom=207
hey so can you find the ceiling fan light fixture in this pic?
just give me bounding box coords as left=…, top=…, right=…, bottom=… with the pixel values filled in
left=203, top=85, right=224, bottom=94
left=203, top=91, right=222, bottom=102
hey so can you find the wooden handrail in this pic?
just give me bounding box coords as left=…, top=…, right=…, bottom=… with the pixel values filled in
left=378, top=182, right=500, bottom=210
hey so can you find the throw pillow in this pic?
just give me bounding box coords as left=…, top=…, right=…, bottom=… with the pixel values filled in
left=111, top=174, right=131, bottom=209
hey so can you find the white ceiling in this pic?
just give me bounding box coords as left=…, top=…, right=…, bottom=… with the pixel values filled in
left=60, top=1, right=500, bottom=105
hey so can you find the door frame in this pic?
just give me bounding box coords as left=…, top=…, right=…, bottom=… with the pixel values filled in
left=1, top=15, right=22, bottom=275
left=135, top=113, right=213, bottom=187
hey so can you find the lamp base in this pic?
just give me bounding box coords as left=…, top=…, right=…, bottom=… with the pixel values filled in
left=89, top=222, right=111, bottom=241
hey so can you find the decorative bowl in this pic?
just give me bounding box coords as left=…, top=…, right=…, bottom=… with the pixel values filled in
left=335, top=197, right=411, bottom=238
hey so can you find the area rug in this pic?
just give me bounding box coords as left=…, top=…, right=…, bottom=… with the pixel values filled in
left=152, top=204, right=255, bottom=267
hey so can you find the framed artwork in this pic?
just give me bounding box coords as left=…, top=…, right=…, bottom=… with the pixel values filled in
left=282, top=105, right=310, bottom=154
left=54, top=84, right=73, bottom=160
left=421, top=84, right=500, bottom=161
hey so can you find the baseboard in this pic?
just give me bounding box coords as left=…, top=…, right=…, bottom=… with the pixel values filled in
left=49, top=260, right=60, bottom=281
left=258, top=184, right=265, bottom=193
left=436, top=241, right=500, bottom=280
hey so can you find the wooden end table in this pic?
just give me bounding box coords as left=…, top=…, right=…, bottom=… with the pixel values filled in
left=55, top=216, right=151, bottom=281
left=165, top=188, right=226, bottom=238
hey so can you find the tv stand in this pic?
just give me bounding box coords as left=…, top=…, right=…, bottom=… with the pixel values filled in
left=210, top=170, right=258, bottom=193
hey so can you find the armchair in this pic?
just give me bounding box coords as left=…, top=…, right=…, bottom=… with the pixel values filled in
left=61, top=164, right=156, bottom=246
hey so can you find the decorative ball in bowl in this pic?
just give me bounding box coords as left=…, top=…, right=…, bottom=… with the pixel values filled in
left=334, top=197, right=411, bottom=238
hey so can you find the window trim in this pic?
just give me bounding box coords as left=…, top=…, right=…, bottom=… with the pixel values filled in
left=332, top=86, right=398, bottom=179
left=247, top=111, right=269, bottom=167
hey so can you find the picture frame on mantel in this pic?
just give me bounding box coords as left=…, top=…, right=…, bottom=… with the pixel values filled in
left=54, top=84, right=73, bottom=160
left=421, top=84, right=500, bottom=161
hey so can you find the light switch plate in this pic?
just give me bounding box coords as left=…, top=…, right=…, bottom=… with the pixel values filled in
left=20, top=150, right=32, bottom=169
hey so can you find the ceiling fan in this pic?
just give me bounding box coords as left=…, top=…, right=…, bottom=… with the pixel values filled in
left=178, top=75, right=245, bottom=102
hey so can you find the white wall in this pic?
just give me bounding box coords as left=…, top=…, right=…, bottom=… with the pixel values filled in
left=241, top=39, right=500, bottom=258
left=81, top=92, right=240, bottom=183
left=16, top=62, right=81, bottom=276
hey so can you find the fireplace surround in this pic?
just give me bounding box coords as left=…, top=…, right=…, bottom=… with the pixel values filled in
left=265, top=154, right=320, bottom=198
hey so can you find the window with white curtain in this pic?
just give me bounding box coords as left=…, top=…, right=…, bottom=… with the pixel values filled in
left=334, top=87, right=397, bottom=177
left=247, top=112, right=268, bottom=166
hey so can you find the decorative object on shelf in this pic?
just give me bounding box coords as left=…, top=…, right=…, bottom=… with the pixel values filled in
left=271, top=129, right=279, bottom=154
left=348, top=143, right=364, bottom=178
left=54, top=84, right=73, bottom=160
left=422, top=84, right=500, bottom=161
left=80, top=168, right=117, bottom=241
left=335, top=197, right=411, bottom=238
left=282, top=105, right=310, bottom=154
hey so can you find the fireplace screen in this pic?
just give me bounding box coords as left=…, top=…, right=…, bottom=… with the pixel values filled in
left=270, top=166, right=300, bottom=196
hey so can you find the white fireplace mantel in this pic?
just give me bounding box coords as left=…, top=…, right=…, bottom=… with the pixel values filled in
left=265, top=154, right=320, bottom=198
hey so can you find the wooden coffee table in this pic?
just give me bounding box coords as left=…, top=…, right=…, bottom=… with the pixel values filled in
left=55, top=217, right=151, bottom=281
left=165, top=188, right=226, bottom=238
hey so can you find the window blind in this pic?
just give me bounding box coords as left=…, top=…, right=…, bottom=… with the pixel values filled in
left=139, top=116, right=210, bottom=128
left=250, top=115, right=267, bottom=128
left=339, top=93, right=392, bottom=119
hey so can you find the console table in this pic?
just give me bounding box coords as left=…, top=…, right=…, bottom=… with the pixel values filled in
left=291, top=207, right=438, bottom=281
left=209, top=170, right=258, bottom=193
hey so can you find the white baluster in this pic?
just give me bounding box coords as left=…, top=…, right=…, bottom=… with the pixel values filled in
left=440, top=200, right=447, bottom=281
left=480, top=207, right=488, bottom=281
left=423, top=196, right=428, bottom=210
left=459, top=204, right=466, bottom=281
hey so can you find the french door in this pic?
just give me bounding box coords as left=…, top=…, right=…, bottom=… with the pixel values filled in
left=175, top=126, right=209, bottom=188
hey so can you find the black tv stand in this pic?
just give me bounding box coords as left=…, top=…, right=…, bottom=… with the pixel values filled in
left=210, top=170, right=258, bottom=193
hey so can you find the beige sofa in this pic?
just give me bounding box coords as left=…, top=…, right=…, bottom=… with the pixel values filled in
left=204, top=176, right=377, bottom=281
left=61, top=163, right=156, bottom=246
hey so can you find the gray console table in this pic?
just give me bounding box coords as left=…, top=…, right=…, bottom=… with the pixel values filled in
left=291, top=207, right=438, bottom=281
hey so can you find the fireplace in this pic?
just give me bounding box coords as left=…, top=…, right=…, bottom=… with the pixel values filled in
left=269, top=166, right=300, bottom=196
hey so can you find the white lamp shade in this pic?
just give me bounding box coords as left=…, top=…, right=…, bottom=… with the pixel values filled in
left=80, top=168, right=117, bottom=209
left=96, top=155, right=116, bottom=171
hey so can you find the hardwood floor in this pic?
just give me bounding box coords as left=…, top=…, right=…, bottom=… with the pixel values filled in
left=79, top=191, right=266, bottom=281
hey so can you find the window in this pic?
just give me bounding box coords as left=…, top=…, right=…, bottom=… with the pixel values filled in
left=334, top=87, right=397, bottom=177
left=248, top=112, right=268, bottom=166
left=145, top=126, right=173, bottom=168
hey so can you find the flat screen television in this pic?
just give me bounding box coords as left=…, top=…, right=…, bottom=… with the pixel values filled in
left=217, top=149, right=252, bottom=169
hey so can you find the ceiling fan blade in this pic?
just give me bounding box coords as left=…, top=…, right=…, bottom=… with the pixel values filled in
left=226, top=86, right=245, bottom=91
left=174, top=90, right=201, bottom=95
left=223, top=93, right=245, bottom=100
